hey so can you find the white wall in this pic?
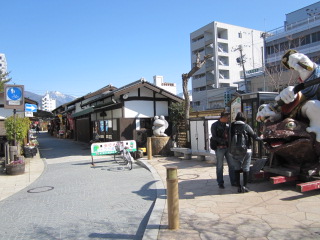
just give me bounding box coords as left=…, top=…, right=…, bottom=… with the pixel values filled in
left=155, top=101, right=168, bottom=116
left=124, top=101, right=153, bottom=118
left=124, top=100, right=169, bottom=118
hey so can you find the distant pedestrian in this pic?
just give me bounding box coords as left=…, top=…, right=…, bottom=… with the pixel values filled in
left=210, top=111, right=236, bottom=189
left=229, top=112, right=262, bottom=193
left=36, top=125, right=40, bottom=134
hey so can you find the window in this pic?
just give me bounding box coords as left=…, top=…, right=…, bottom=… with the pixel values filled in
left=289, top=38, right=299, bottom=48
left=192, top=35, right=204, bottom=43
left=312, top=32, right=317, bottom=42
left=140, top=118, right=152, bottom=129
left=266, top=47, right=271, bottom=55
left=193, top=73, right=205, bottom=79
left=280, top=41, right=289, bottom=51
left=301, top=35, right=311, bottom=46
left=194, top=101, right=200, bottom=106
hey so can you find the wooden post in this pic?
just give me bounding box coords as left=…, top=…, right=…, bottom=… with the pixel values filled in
left=166, top=166, right=179, bottom=230
left=147, top=137, right=152, bottom=160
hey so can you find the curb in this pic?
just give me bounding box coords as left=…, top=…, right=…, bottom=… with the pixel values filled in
left=136, top=158, right=166, bottom=240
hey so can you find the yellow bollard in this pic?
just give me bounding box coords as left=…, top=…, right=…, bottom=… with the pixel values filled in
left=166, top=166, right=179, bottom=230
left=147, top=137, right=152, bottom=160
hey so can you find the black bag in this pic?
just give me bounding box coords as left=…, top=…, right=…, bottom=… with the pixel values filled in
left=229, top=125, right=247, bottom=157
left=210, top=137, right=218, bottom=150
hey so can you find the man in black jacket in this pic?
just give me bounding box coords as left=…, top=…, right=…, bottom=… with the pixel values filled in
left=211, top=112, right=236, bottom=189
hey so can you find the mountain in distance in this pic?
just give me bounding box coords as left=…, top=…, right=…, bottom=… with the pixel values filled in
left=24, top=91, right=76, bottom=109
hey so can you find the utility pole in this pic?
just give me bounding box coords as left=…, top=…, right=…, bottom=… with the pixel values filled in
left=235, top=45, right=248, bottom=93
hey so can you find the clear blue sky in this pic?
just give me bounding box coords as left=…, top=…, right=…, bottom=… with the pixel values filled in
left=1, top=0, right=318, bottom=97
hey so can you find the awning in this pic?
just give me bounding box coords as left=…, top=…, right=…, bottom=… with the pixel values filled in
left=71, top=107, right=94, bottom=118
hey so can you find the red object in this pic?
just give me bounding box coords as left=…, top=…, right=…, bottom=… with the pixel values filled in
left=253, top=171, right=271, bottom=180
left=270, top=176, right=297, bottom=184
left=296, top=180, right=320, bottom=192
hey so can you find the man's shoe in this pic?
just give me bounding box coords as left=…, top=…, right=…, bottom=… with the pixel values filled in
left=238, top=186, right=243, bottom=193
left=242, top=186, right=250, bottom=193
left=219, top=184, right=225, bottom=189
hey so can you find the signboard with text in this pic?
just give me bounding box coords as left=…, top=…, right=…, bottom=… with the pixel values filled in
left=4, top=84, right=24, bottom=110
left=91, top=140, right=137, bottom=156
left=25, top=112, right=34, bottom=117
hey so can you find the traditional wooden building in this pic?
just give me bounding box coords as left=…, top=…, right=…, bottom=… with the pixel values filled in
left=52, top=79, right=183, bottom=148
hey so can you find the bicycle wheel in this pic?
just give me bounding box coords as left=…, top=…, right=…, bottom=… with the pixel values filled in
left=114, top=152, right=123, bottom=164
left=123, top=150, right=133, bottom=170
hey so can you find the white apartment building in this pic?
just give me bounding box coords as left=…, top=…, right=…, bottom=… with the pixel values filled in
left=153, top=75, right=177, bottom=95
left=190, top=21, right=264, bottom=111
left=265, top=1, right=320, bottom=69
left=0, top=53, right=7, bottom=73
left=42, top=92, right=56, bottom=112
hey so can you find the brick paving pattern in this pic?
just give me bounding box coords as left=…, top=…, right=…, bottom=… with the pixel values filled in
left=0, top=134, right=156, bottom=240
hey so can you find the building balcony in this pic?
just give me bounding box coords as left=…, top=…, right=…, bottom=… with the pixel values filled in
left=266, top=15, right=320, bottom=42
left=191, top=38, right=205, bottom=51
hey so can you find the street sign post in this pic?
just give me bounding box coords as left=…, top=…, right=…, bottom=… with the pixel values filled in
left=4, top=84, right=24, bottom=110
left=25, top=103, right=38, bottom=112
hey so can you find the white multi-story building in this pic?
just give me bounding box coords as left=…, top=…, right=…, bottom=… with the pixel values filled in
left=246, top=2, right=320, bottom=93
left=153, top=75, right=177, bottom=95
left=42, top=92, right=56, bottom=112
left=0, top=53, right=7, bottom=73
left=190, top=21, right=264, bottom=111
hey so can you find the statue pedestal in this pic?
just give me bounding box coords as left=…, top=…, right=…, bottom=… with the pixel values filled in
left=151, top=136, right=172, bottom=156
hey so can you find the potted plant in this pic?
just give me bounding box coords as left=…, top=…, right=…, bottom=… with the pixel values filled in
left=5, top=157, right=25, bottom=175
left=4, top=116, right=31, bottom=175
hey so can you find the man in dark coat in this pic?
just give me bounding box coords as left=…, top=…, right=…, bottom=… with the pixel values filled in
left=211, top=112, right=235, bottom=189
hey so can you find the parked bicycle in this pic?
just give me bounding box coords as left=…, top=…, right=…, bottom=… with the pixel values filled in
left=114, top=142, right=133, bottom=170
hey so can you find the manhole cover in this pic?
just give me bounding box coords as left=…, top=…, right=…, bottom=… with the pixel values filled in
left=27, top=186, right=54, bottom=193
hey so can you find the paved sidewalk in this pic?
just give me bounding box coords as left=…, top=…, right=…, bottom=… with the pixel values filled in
left=0, top=151, right=44, bottom=201
left=140, top=156, right=320, bottom=240
left=1, top=142, right=320, bottom=240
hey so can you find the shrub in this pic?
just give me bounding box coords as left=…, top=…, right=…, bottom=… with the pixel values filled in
left=5, top=116, right=31, bottom=145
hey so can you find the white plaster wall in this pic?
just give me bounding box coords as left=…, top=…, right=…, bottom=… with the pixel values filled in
left=124, top=101, right=153, bottom=118
left=155, top=101, right=168, bottom=116
left=112, top=108, right=122, bottom=118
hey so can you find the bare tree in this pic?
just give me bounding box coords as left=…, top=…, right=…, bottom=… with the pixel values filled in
left=181, top=53, right=211, bottom=129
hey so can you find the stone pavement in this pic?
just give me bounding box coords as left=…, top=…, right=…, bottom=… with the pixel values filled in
left=0, top=151, right=44, bottom=201
left=0, top=133, right=157, bottom=240
left=140, top=156, right=320, bottom=240
left=1, top=138, right=320, bottom=240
